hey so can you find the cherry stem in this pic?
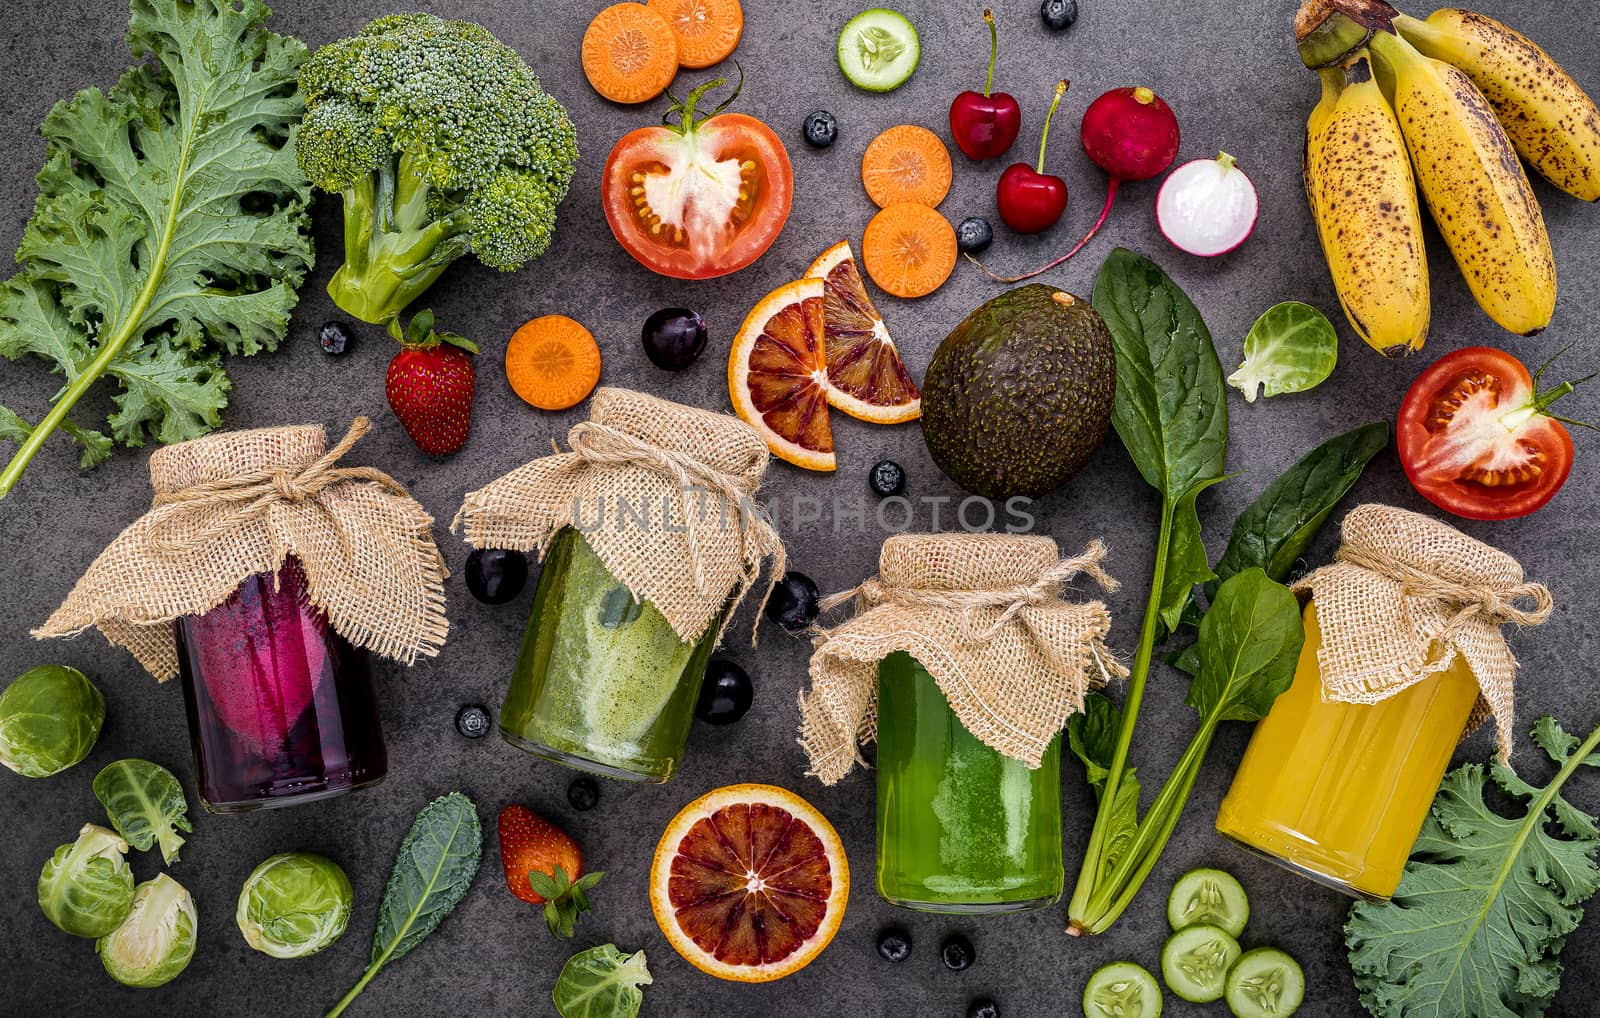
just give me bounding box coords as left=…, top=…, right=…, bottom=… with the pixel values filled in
left=983, top=9, right=998, bottom=97
left=968, top=177, right=1120, bottom=284
left=1036, top=79, right=1069, bottom=174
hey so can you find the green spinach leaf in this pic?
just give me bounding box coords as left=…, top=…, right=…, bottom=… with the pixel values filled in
left=1068, top=694, right=1142, bottom=874
left=1185, top=569, right=1304, bottom=723
left=92, top=759, right=191, bottom=865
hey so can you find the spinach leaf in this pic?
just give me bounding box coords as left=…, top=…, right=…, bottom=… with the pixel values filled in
left=1185, top=569, right=1304, bottom=723
left=1212, top=422, right=1388, bottom=594
left=1068, top=694, right=1142, bottom=874
left=92, top=759, right=191, bottom=865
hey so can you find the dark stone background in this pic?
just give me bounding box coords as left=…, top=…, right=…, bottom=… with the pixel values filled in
left=1, top=1, right=1597, bottom=1015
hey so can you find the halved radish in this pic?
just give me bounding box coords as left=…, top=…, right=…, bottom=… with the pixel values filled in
left=1156, top=152, right=1258, bottom=257
left=805, top=241, right=920, bottom=423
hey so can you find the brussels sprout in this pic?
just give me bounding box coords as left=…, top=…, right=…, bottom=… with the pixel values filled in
left=236, top=853, right=353, bottom=958
left=37, top=823, right=135, bottom=938
left=0, top=664, right=104, bottom=778
left=97, top=874, right=197, bottom=988
left=94, top=759, right=191, bottom=864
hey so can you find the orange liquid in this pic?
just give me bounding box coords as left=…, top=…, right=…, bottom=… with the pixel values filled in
left=1215, top=602, right=1479, bottom=900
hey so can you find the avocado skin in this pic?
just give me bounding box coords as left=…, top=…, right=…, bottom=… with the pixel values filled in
left=921, top=284, right=1117, bottom=499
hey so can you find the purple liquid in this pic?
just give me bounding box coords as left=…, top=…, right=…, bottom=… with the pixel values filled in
left=175, top=557, right=386, bottom=813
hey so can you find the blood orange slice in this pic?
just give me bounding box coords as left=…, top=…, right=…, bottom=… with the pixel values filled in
left=806, top=241, right=920, bottom=423
left=650, top=784, right=849, bottom=983
left=728, top=278, right=835, bottom=471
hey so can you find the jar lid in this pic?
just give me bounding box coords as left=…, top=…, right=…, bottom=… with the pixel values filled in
left=878, top=533, right=1061, bottom=591
left=148, top=425, right=326, bottom=496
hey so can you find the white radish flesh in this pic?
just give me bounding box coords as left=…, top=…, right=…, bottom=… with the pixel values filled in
left=1157, top=152, right=1258, bottom=257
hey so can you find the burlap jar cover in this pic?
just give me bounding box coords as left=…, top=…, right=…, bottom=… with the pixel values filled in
left=1293, top=503, right=1553, bottom=760
left=800, top=533, right=1126, bottom=785
left=452, top=387, right=785, bottom=644
left=34, top=418, right=449, bottom=679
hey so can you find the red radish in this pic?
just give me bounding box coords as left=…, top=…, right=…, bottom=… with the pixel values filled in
left=995, top=80, right=1070, bottom=233
left=1156, top=152, right=1258, bottom=256
left=949, top=10, right=1022, bottom=161
left=973, top=85, right=1179, bottom=282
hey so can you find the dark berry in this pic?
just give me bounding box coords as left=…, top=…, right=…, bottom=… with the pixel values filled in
left=464, top=548, right=529, bottom=605
left=455, top=704, right=491, bottom=739
left=803, top=110, right=839, bottom=148
left=642, top=308, right=708, bottom=371
left=868, top=460, right=906, bottom=498
left=695, top=659, right=753, bottom=725
left=955, top=217, right=994, bottom=255
left=566, top=776, right=600, bottom=812
left=941, top=933, right=975, bottom=971
left=1040, top=0, right=1079, bottom=30
left=765, top=571, right=821, bottom=632
left=876, top=926, right=912, bottom=963
left=318, top=321, right=352, bottom=355
left=967, top=999, right=999, bottom=1018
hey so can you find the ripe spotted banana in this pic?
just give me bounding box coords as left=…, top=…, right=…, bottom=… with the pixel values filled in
left=1395, top=9, right=1600, bottom=202
left=1304, top=54, right=1430, bottom=357
left=1369, top=28, right=1556, bottom=336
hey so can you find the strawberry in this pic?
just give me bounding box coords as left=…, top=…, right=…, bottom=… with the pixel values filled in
left=384, top=309, right=478, bottom=456
left=497, top=803, right=604, bottom=938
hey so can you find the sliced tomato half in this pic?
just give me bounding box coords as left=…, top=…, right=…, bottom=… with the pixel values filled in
left=1397, top=346, right=1581, bottom=520
left=602, top=77, right=792, bottom=280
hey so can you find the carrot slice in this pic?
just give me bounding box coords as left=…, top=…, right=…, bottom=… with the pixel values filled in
left=506, top=315, right=603, bottom=410
left=647, top=0, right=744, bottom=69
left=861, top=203, right=957, bottom=299
left=860, top=125, right=952, bottom=209
left=583, top=3, right=680, bottom=104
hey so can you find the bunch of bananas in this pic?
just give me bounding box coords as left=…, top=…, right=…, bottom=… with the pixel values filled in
left=1296, top=0, right=1599, bottom=356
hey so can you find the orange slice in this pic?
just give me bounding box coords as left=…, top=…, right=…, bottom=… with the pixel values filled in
left=582, top=3, right=680, bottom=104
left=805, top=241, right=920, bottom=423
left=647, top=0, right=744, bottom=69
left=861, top=124, right=952, bottom=209
left=650, top=784, right=849, bottom=983
left=728, top=277, right=835, bottom=471
left=862, top=203, right=957, bottom=299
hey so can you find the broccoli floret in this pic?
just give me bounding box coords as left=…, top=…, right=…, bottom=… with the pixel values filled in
left=296, top=14, right=579, bottom=323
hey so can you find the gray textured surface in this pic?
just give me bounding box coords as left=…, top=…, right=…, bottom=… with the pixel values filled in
left=1, top=1, right=1598, bottom=1016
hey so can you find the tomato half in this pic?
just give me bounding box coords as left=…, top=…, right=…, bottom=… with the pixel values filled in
left=602, top=102, right=792, bottom=280
left=1397, top=346, right=1576, bottom=520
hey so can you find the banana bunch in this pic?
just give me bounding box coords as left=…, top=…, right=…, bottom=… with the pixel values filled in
left=1295, top=1, right=1600, bottom=356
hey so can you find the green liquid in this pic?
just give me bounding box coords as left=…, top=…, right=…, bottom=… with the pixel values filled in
left=875, top=651, right=1064, bottom=912
left=500, top=528, right=719, bottom=783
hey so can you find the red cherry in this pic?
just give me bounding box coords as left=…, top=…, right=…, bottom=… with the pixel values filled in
left=948, top=11, right=1021, bottom=161
left=996, top=80, right=1070, bottom=234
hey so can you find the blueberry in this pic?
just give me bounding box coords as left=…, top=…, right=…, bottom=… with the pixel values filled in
left=566, top=776, right=600, bottom=812
left=941, top=933, right=975, bottom=971
left=642, top=308, right=708, bottom=371
left=465, top=548, right=529, bottom=605
left=967, top=999, right=999, bottom=1018
left=695, top=659, right=753, bottom=725
left=455, top=704, right=491, bottom=739
left=877, top=926, right=912, bottom=963
left=869, top=460, right=907, bottom=498
left=803, top=110, right=839, bottom=148
left=955, top=217, right=994, bottom=255
left=765, top=571, right=821, bottom=632
left=318, top=321, right=352, bottom=355
left=1040, top=0, right=1079, bottom=30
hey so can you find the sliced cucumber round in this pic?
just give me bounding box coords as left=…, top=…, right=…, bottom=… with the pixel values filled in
left=1167, top=867, right=1250, bottom=937
left=1225, top=947, right=1305, bottom=1018
left=1083, top=961, right=1163, bottom=1018
left=1161, top=924, right=1241, bottom=1004
left=837, top=9, right=920, bottom=92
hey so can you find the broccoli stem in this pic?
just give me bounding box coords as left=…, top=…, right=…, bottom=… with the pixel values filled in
left=327, top=152, right=471, bottom=324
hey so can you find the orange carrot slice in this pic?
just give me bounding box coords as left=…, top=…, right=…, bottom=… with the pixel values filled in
left=860, top=125, right=953, bottom=209
left=506, top=315, right=603, bottom=410
left=647, top=0, right=744, bottom=69
left=861, top=203, right=957, bottom=299
left=583, top=4, right=680, bottom=104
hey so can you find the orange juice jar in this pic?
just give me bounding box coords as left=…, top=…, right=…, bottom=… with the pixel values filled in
left=1215, top=505, right=1550, bottom=901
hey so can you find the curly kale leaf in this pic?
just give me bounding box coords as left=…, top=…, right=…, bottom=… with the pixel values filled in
left=0, top=0, right=314, bottom=498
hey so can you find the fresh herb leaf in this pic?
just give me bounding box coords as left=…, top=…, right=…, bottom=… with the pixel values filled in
left=1347, top=718, right=1600, bottom=1018
left=1227, top=301, right=1339, bottom=403
left=92, top=759, right=191, bottom=865
left=553, top=944, right=652, bottom=1018
left=1068, top=694, right=1142, bottom=875
left=325, top=793, right=482, bottom=1018
left=1160, top=478, right=1224, bottom=635
left=0, top=0, right=314, bottom=498
left=1185, top=569, right=1305, bottom=723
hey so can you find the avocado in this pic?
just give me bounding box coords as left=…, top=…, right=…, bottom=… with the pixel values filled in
left=921, top=284, right=1116, bottom=499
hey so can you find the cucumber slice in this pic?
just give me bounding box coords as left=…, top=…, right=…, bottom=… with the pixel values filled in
left=1161, top=924, right=1241, bottom=1004
left=1225, top=948, right=1305, bottom=1018
left=1167, top=867, right=1250, bottom=937
left=1082, top=961, right=1163, bottom=1018
left=837, top=9, right=920, bottom=92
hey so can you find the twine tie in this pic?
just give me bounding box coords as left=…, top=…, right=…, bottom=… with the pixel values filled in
left=1336, top=545, right=1553, bottom=646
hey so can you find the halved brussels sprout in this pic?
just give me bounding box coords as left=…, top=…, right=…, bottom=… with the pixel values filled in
left=0, top=664, right=104, bottom=778
left=93, top=759, right=191, bottom=864
left=236, top=852, right=353, bottom=958
left=97, top=874, right=197, bottom=988
left=37, top=823, right=135, bottom=938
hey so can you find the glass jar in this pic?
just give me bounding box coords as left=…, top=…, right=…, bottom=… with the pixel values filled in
left=875, top=652, right=1064, bottom=913
left=1215, top=601, right=1478, bottom=900
left=499, top=527, right=721, bottom=783
left=175, top=557, right=387, bottom=813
